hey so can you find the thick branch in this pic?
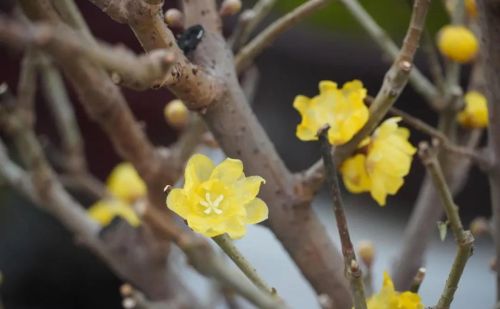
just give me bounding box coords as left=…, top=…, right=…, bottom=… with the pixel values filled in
left=477, top=0, right=500, bottom=301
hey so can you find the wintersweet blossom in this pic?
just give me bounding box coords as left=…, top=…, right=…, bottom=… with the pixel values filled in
left=340, top=117, right=416, bottom=206
left=457, top=91, right=489, bottom=128
left=88, top=162, right=144, bottom=226
left=366, top=272, right=423, bottom=309
left=294, top=80, right=369, bottom=145
left=166, top=154, right=268, bottom=239
left=88, top=199, right=141, bottom=227
left=437, top=25, right=478, bottom=63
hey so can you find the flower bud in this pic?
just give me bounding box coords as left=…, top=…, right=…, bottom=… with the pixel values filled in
left=437, top=25, right=478, bottom=63
left=164, top=99, right=189, bottom=129
left=165, top=9, right=184, bottom=28
left=470, top=216, right=490, bottom=237
left=357, top=240, right=375, bottom=267
left=219, top=0, right=242, bottom=16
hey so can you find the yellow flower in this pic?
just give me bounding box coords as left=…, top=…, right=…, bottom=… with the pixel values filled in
left=294, top=80, right=369, bottom=145
left=88, top=199, right=141, bottom=227
left=106, top=162, right=147, bottom=204
left=166, top=154, right=268, bottom=239
left=437, top=25, right=478, bottom=63
left=88, top=162, right=145, bottom=227
left=341, top=118, right=416, bottom=206
left=457, top=91, right=489, bottom=128
left=366, top=272, right=424, bottom=309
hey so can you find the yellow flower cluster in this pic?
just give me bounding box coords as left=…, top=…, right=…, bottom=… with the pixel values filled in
left=166, top=154, right=268, bottom=239
left=366, top=272, right=424, bottom=309
left=457, top=91, right=489, bottom=128
left=340, top=118, right=416, bottom=206
left=294, top=80, right=369, bottom=145
left=88, top=163, right=145, bottom=227
left=437, top=25, right=478, bottom=63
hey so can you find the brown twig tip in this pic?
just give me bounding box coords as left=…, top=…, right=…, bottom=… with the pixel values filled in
left=350, top=259, right=360, bottom=272
left=317, top=124, right=331, bottom=138
left=163, top=184, right=172, bottom=193
left=120, top=283, right=134, bottom=297
left=0, top=83, right=8, bottom=95
left=409, top=267, right=426, bottom=293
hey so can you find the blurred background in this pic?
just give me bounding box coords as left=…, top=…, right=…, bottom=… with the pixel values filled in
left=0, top=0, right=493, bottom=308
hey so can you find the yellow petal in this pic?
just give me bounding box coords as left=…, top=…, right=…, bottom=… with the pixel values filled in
left=340, top=154, right=371, bottom=193
left=225, top=217, right=247, bottom=239
left=210, top=158, right=243, bottom=184
left=319, top=80, right=338, bottom=93
left=245, top=198, right=268, bottom=224
left=88, top=199, right=140, bottom=227
left=185, top=154, right=214, bottom=191
left=166, top=188, right=190, bottom=219
left=296, top=123, right=318, bottom=141
left=235, top=176, right=266, bottom=204
left=106, top=162, right=146, bottom=203
left=293, top=95, right=311, bottom=114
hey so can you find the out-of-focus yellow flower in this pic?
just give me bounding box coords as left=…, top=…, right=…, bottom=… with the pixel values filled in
left=88, top=199, right=141, bottom=227
left=106, top=162, right=147, bottom=204
left=340, top=118, right=416, bottom=206
left=294, top=80, right=369, bottom=145
left=166, top=154, right=268, bottom=239
left=437, top=25, right=478, bottom=63
left=164, top=99, right=189, bottom=129
left=457, top=91, right=489, bottom=128
left=366, top=272, right=424, bottom=309
left=88, top=162, right=145, bottom=227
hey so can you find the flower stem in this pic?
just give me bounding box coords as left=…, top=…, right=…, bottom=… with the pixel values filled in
left=419, top=142, right=474, bottom=309
left=317, top=126, right=367, bottom=309
left=212, top=233, right=276, bottom=296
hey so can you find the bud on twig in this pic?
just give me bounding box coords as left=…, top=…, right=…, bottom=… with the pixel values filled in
left=164, top=99, right=190, bottom=129
left=357, top=240, right=375, bottom=268
left=470, top=216, right=490, bottom=237
left=219, top=0, right=242, bottom=17
left=165, top=9, right=184, bottom=29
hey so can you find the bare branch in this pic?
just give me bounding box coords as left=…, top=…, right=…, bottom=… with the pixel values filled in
left=339, top=0, right=438, bottom=106
left=235, top=0, right=330, bottom=73
left=419, top=142, right=474, bottom=309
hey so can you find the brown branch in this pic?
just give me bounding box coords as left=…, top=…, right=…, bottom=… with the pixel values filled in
left=235, top=0, right=330, bottom=73
left=299, top=0, right=432, bottom=196
left=419, top=142, right=474, bottom=309
left=86, top=0, right=221, bottom=109
left=318, top=127, right=367, bottom=309
left=477, top=0, right=500, bottom=301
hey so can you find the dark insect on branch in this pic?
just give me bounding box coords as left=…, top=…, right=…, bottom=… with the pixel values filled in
left=176, top=25, right=205, bottom=55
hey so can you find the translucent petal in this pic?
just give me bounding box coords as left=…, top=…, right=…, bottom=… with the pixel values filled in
left=319, top=80, right=338, bottom=93
left=88, top=199, right=140, bottom=227
left=166, top=189, right=190, bottom=218
left=244, top=198, right=268, bottom=224
left=340, top=154, right=371, bottom=193
left=185, top=154, right=214, bottom=191
left=293, top=95, right=311, bottom=114
left=235, top=176, right=265, bottom=204
left=296, top=123, right=318, bottom=141
left=225, top=217, right=247, bottom=239
left=210, top=158, right=243, bottom=184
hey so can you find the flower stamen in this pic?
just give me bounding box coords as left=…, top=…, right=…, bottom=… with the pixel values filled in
left=200, top=192, right=224, bottom=215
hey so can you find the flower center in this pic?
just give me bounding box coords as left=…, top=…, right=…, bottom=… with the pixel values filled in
left=199, top=192, right=224, bottom=215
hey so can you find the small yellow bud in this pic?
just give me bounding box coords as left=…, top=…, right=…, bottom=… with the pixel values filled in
left=437, top=25, right=479, bottom=63
left=219, top=0, right=242, bottom=16
left=164, top=9, right=184, bottom=28
left=457, top=91, right=489, bottom=128
left=465, top=0, right=478, bottom=17
left=164, top=99, right=189, bottom=129
left=470, top=216, right=490, bottom=237
left=357, top=240, right=375, bottom=267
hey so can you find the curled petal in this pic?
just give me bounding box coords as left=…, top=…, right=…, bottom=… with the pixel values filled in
left=166, top=188, right=190, bottom=218
left=185, top=154, right=214, bottom=191
left=210, top=158, right=243, bottom=184
left=245, top=198, right=268, bottom=224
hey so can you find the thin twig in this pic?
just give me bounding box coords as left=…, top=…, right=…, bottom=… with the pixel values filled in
left=229, top=0, right=277, bottom=51
left=419, top=142, right=474, bottom=309
left=143, top=207, right=287, bottom=309
left=235, top=0, right=330, bottom=73
left=50, top=0, right=95, bottom=43
left=16, top=49, right=37, bottom=126
left=213, top=234, right=276, bottom=296
left=409, top=267, right=426, bottom=293
left=318, top=126, right=367, bottom=309
left=339, top=0, right=438, bottom=106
